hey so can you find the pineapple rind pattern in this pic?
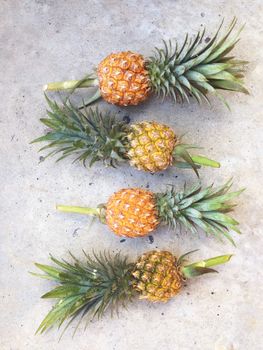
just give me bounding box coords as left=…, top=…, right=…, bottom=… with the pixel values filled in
left=132, top=251, right=182, bottom=302
left=106, top=188, right=159, bottom=237
left=97, top=51, right=150, bottom=106
left=127, top=121, right=177, bottom=172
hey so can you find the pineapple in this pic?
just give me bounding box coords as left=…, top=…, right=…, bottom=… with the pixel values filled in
left=57, top=179, right=244, bottom=244
left=132, top=250, right=182, bottom=302
left=32, top=249, right=232, bottom=334
left=32, top=96, right=220, bottom=176
left=127, top=121, right=177, bottom=172
left=43, top=18, right=248, bottom=108
left=98, top=51, right=150, bottom=106
left=106, top=188, right=159, bottom=237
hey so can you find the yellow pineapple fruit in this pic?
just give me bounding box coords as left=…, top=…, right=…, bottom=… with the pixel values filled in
left=43, top=19, right=248, bottom=108
left=132, top=250, right=182, bottom=302
left=33, top=249, right=232, bottom=335
left=57, top=179, right=243, bottom=244
left=127, top=121, right=176, bottom=172
left=33, top=97, right=220, bottom=176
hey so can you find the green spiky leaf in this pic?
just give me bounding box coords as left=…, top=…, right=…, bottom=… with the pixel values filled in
left=31, top=95, right=128, bottom=167
left=155, top=180, right=243, bottom=244
left=147, top=18, right=248, bottom=105
left=33, top=252, right=135, bottom=335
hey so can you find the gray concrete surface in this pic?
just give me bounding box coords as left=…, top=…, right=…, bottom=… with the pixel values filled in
left=1, top=1, right=263, bottom=349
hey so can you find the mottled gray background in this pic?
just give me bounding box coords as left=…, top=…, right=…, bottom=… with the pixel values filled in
left=1, top=1, right=263, bottom=349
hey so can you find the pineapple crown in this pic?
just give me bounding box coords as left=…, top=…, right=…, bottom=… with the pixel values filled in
left=32, top=251, right=134, bottom=336
left=32, top=95, right=128, bottom=167
left=146, top=17, right=248, bottom=107
left=32, top=250, right=232, bottom=335
left=155, top=179, right=244, bottom=245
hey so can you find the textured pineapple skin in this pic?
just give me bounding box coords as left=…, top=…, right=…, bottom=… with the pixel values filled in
left=132, top=250, right=182, bottom=302
left=97, top=51, right=150, bottom=106
left=127, top=121, right=177, bottom=172
left=105, top=188, right=159, bottom=237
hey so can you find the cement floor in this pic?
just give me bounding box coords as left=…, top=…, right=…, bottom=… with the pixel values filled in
left=1, top=1, right=263, bottom=349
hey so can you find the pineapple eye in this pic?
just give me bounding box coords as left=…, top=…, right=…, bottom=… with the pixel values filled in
left=130, top=62, right=140, bottom=72
left=124, top=92, right=135, bottom=100
left=145, top=263, right=154, bottom=271
left=107, top=79, right=117, bottom=88
left=117, top=80, right=129, bottom=92
left=102, top=66, right=110, bottom=74
left=130, top=82, right=141, bottom=92
left=120, top=59, right=130, bottom=69
left=124, top=71, right=133, bottom=81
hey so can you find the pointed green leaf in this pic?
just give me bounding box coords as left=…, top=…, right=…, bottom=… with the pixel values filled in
left=187, top=254, right=233, bottom=269
left=41, top=285, right=81, bottom=299
left=35, top=263, right=62, bottom=280
left=194, top=63, right=231, bottom=75
left=177, top=249, right=199, bottom=266
left=182, top=208, right=202, bottom=218
left=185, top=70, right=207, bottom=82
left=211, top=80, right=249, bottom=94
left=191, top=155, right=220, bottom=168
left=182, top=266, right=218, bottom=278
left=202, top=211, right=239, bottom=226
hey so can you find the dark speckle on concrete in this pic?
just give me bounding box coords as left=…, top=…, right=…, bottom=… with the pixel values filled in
left=148, top=235, right=154, bottom=244
left=72, top=228, right=80, bottom=237
left=123, top=115, right=131, bottom=124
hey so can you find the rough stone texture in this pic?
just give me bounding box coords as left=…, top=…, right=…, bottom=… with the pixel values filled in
left=0, top=1, right=263, bottom=349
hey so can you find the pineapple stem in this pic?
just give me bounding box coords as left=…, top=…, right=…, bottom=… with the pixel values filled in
left=186, top=254, right=233, bottom=268
left=56, top=204, right=101, bottom=217
left=181, top=254, right=233, bottom=278
left=190, top=155, right=220, bottom=168
left=43, top=78, right=99, bottom=91
left=173, top=143, right=220, bottom=176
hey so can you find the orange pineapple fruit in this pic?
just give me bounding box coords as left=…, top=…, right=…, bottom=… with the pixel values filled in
left=106, top=188, right=159, bottom=237
left=97, top=51, right=150, bottom=106
left=44, top=19, right=248, bottom=108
